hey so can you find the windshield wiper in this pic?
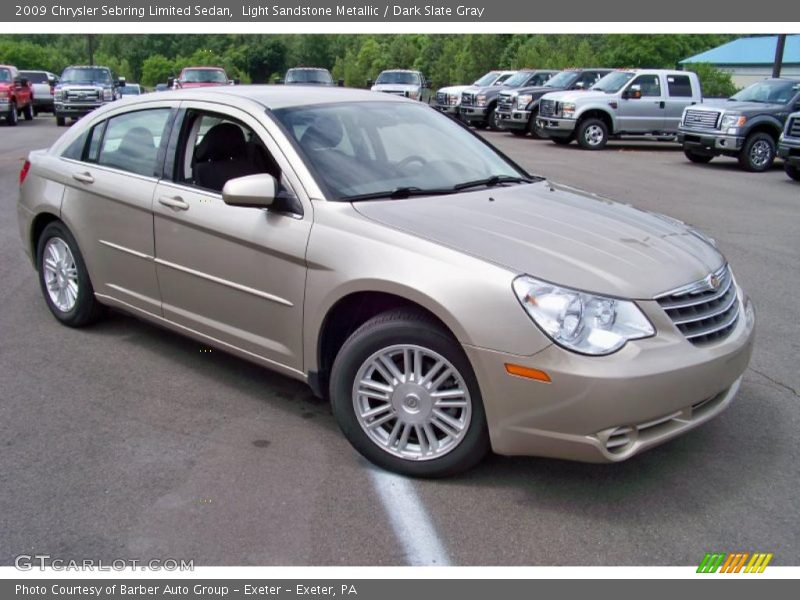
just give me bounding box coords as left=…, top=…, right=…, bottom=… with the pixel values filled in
left=345, top=186, right=454, bottom=202
left=452, top=174, right=534, bottom=191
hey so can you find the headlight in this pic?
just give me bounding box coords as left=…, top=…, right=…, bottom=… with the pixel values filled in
left=449, top=94, right=459, bottom=106
left=517, top=94, right=533, bottom=109
left=0, top=91, right=8, bottom=99
left=408, top=90, right=420, bottom=100
left=102, top=88, right=113, bottom=101
left=513, top=276, right=654, bottom=355
left=54, top=89, right=64, bottom=101
left=561, top=102, right=576, bottom=118
left=720, top=114, right=746, bottom=131
left=476, top=94, right=487, bottom=107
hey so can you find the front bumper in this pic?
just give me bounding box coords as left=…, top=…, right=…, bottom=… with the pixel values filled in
left=678, top=128, right=745, bottom=154
left=464, top=290, right=755, bottom=462
left=55, top=102, right=104, bottom=118
left=434, top=104, right=460, bottom=115
left=536, top=116, right=578, bottom=137
left=460, top=106, right=488, bottom=120
left=33, top=97, right=54, bottom=108
left=497, top=108, right=530, bottom=130
left=778, top=140, right=800, bottom=166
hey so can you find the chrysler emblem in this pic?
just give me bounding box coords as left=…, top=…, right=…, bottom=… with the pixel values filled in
left=706, top=274, right=721, bottom=291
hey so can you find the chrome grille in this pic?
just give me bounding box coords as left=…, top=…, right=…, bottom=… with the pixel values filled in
left=683, top=109, right=720, bottom=129
left=657, top=265, right=739, bottom=345
left=65, top=88, right=100, bottom=102
left=539, top=98, right=556, bottom=117
left=461, top=91, right=475, bottom=106
left=498, top=92, right=514, bottom=111
left=788, top=117, right=800, bottom=138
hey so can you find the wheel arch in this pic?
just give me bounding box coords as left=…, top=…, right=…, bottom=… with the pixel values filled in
left=29, top=210, right=61, bottom=268
left=577, top=108, right=614, bottom=132
left=745, top=119, right=783, bottom=141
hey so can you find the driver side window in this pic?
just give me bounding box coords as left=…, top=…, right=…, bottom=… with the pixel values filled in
left=630, top=75, right=661, bottom=97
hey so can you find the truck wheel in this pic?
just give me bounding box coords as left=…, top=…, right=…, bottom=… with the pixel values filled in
left=23, top=102, right=34, bottom=121
left=528, top=110, right=544, bottom=139
left=36, top=221, right=104, bottom=328
left=785, top=163, right=800, bottom=182
left=6, top=101, right=18, bottom=126
left=510, top=129, right=528, bottom=137
left=56, top=116, right=66, bottom=127
left=551, top=135, right=573, bottom=146
left=577, top=118, right=608, bottom=150
left=329, top=308, right=490, bottom=477
left=683, top=149, right=714, bottom=164
left=472, top=120, right=487, bottom=130
left=739, top=132, right=776, bottom=172
left=487, top=106, right=501, bottom=131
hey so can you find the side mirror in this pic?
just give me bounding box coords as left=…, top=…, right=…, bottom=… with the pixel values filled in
left=337, top=79, right=344, bottom=87
left=167, top=76, right=175, bottom=89
left=423, top=81, right=431, bottom=89
left=367, top=79, right=374, bottom=88
left=625, top=85, right=642, bottom=99
left=574, top=81, right=585, bottom=89
left=117, top=77, right=126, bottom=87
left=233, top=78, right=241, bottom=85
left=48, top=76, right=56, bottom=87
left=222, top=174, right=277, bottom=209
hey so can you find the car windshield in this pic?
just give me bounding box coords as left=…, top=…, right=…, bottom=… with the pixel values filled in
left=274, top=101, right=527, bottom=201
left=591, top=71, right=635, bottom=93
left=0, top=68, right=11, bottom=82
left=181, top=69, right=227, bottom=83
left=474, top=72, right=505, bottom=86
left=503, top=71, right=536, bottom=87
left=730, top=80, right=800, bottom=104
left=286, top=69, right=332, bottom=84
left=544, top=71, right=580, bottom=88
left=375, top=72, right=419, bottom=85
left=20, top=71, right=49, bottom=84
left=119, top=85, right=140, bottom=95
left=61, top=68, right=112, bottom=84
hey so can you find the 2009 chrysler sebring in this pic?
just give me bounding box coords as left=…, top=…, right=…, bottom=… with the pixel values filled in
left=17, top=86, right=755, bottom=477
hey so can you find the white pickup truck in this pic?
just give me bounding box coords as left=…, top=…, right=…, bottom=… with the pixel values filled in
left=536, top=69, right=703, bottom=150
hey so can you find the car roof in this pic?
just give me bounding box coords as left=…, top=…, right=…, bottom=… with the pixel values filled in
left=287, top=67, right=330, bottom=71
left=64, top=65, right=111, bottom=69
left=182, top=66, right=225, bottom=70
left=124, top=84, right=410, bottom=109
left=379, top=69, right=420, bottom=73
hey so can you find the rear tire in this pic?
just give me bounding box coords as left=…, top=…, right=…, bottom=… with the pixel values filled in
left=329, top=308, right=490, bottom=478
left=56, top=115, right=66, bottom=126
left=786, top=162, right=800, bottom=182
left=510, top=129, right=528, bottom=137
left=6, top=101, right=18, bottom=126
left=36, top=221, right=104, bottom=328
left=577, top=117, right=608, bottom=150
left=738, top=132, right=776, bottom=172
left=683, top=148, right=714, bottom=164
left=23, top=102, right=34, bottom=121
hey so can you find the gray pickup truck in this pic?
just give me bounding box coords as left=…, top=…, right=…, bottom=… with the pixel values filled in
left=496, top=68, right=612, bottom=137
left=678, top=78, right=800, bottom=172
left=53, top=65, right=125, bottom=126
left=778, top=111, right=800, bottom=181
left=460, top=69, right=557, bottom=130
left=537, top=69, right=703, bottom=149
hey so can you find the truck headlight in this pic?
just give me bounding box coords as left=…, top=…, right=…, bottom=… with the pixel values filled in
left=0, top=91, right=8, bottom=100
left=408, top=90, right=420, bottom=100
left=449, top=94, right=459, bottom=106
left=513, top=276, right=654, bottom=355
left=102, top=88, right=113, bottom=101
left=476, top=94, right=487, bottom=107
left=720, top=114, right=746, bottom=131
left=54, top=89, right=64, bottom=101
left=561, top=102, right=576, bottom=118
left=517, top=94, right=533, bottom=109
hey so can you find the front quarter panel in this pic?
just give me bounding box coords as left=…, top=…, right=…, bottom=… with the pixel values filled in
left=303, top=201, right=552, bottom=373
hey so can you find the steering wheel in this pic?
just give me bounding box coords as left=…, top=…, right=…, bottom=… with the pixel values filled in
left=396, top=155, right=428, bottom=170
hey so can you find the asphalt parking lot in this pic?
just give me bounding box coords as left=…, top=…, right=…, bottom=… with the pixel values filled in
left=1, top=117, right=798, bottom=566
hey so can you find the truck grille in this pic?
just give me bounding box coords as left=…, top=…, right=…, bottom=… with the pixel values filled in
left=461, top=91, right=475, bottom=107
left=683, top=109, right=720, bottom=129
left=788, top=117, right=800, bottom=138
left=539, top=99, right=556, bottom=117
left=656, top=265, right=739, bottom=346
left=498, top=92, right=514, bottom=111
left=65, top=88, right=100, bottom=102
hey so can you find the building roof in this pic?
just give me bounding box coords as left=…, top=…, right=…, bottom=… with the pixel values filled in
left=681, top=35, right=800, bottom=66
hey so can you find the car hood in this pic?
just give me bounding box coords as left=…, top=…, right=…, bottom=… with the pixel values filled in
left=438, top=85, right=470, bottom=95
left=352, top=181, right=724, bottom=299
left=716, top=100, right=787, bottom=114
left=541, top=89, right=610, bottom=103
left=508, top=85, right=565, bottom=96
left=178, top=81, right=227, bottom=88
left=371, top=84, right=419, bottom=93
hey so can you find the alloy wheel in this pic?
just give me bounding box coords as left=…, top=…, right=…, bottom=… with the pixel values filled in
left=42, top=237, right=79, bottom=312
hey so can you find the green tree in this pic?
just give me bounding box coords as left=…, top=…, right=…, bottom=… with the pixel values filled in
left=140, top=54, right=175, bottom=87
left=687, top=63, right=739, bottom=98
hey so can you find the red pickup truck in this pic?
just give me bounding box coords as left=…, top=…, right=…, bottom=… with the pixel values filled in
left=169, top=66, right=236, bottom=89
left=1, top=65, right=34, bottom=126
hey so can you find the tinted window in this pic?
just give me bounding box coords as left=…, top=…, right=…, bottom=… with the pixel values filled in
left=21, top=71, right=49, bottom=84
left=286, top=69, right=332, bottom=84
left=630, top=75, right=661, bottom=97
left=97, top=109, right=171, bottom=177
left=375, top=72, right=420, bottom=85
left=0, top=69, right=11, bottom=83
left=180, top=69, right=227, bottom=84
left=61, top=67, right=112, bottom=84
left=667, top=75, right=693, bottom=97
left=62, top=132, right=89, bottom=160
left=731, top=80, right=800, bottom=104
left=577, top=71, right=604, bottom=88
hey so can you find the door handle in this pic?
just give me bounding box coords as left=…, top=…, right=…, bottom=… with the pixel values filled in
left=158, top=195, right=190, bottom=211
left=72, top=171, right=94, bottom=184
left=659, top=101, right=666, bottom=109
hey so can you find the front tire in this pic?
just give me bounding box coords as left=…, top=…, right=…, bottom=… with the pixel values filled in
left=577, top=117, right=608, bottom=150
left=56, top=115, right=66, bottom=126
left=6, top=101, right=18, bottom=126
left=23, top=102, right=34, bottom=121
left=329, top=309, right=489, bottom=477
left=786, top=162, right=800, bottom=182
left=738, top=132, right=776, bottom=172
left=36, top=221, right=103, bottom=327
left=528, top=110, right=545, bottom=139
left=551, top=135, right=573, bottom=146
left=486, top=106, right=501, bottom=131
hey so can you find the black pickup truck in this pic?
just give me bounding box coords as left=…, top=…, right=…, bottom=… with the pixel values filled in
left=778, top=111, right=800, bottom=181
left=678, top=78, right=800, bottom=172
left=496, top=69, right=612, bottom=138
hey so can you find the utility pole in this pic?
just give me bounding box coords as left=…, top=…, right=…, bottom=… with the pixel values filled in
left=87, top=34, right=95, bottom=65
left=772, top=34, right=786, bottom=78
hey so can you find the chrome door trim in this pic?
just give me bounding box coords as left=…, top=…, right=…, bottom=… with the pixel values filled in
left=98, top=239, right=154, bottom=261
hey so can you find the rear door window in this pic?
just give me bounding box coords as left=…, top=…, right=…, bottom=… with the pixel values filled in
left=96, top=109, right=171, bottom=177
left=667, top=75, right=693, bottom=98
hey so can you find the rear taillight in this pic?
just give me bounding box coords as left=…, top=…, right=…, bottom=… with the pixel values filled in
left=19, top=160, right=31, bottom=186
